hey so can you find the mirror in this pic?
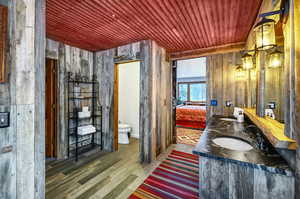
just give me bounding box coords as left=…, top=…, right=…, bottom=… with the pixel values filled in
left=264, top=46, right=284, bottom=123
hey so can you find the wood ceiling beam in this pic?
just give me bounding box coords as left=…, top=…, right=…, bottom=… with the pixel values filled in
left=170, top=42, right=246, bottom=60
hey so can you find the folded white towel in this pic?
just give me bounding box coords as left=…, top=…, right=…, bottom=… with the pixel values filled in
left=78, top=111, right=91, bottom=118
left=77, top=125, right=96, bottom=135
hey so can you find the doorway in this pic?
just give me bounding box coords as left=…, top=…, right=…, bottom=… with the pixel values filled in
left=114, top=61, right=140, bottom=152
left=173, top=57, right=207, bottom=146
left=45, top=58, right=58, bottom=158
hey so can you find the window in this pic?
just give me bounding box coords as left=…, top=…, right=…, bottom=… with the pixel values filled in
left=178, top=82, right=206, bottom=102
left=190, top=83, right=206, bottom=101
left=178, top=84, right=188, bottom=101
left=176, top=57, right=207, bottom=103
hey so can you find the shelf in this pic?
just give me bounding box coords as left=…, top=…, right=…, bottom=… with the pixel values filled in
left=69, top=97, right=96, bottom=100
left=244, top=108, right=297, bottom=150
left=69, top=92, right=97, bottom=95
left=68, top=80, right=99, bottom=84
left=70, top=143, right=101, bottom=156
left=67, top=76, right=102, bottom=161
left=69, top=115, right=101, bottom=120
left=69, top=124, right=101, bottom=130
left=69, top=130, right=101, bottom=137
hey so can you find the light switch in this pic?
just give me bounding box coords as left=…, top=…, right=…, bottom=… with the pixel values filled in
left=0, top=112, right=9, bottom=128
left=211, top=100, right=218, bottom=106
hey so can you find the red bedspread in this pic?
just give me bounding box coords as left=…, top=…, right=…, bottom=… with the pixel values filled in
left=176, top=105, right=206, bottom=129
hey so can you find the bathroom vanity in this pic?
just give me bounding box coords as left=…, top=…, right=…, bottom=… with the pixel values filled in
left=193, top=116, right=295, bottom=199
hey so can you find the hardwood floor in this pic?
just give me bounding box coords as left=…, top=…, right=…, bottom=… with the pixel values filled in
left=46, top=138, right=194, bottom=199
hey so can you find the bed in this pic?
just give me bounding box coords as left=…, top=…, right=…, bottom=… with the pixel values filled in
left=176, top=105, right=206, bottom=129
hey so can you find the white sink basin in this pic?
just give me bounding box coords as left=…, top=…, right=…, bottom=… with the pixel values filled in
left=220, top=118, right=237, bottom=122
left=212, top=137, right=253, bottom=151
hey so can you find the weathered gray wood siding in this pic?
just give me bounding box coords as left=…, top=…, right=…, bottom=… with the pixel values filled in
left=0, top=0, right=46, bottom=198
left=46, top=38, right=94, bottom=159
left=34, top=0, right=46, bottom=198
left=206, top=52, right=255, bottom=118
left=199, top=157, right=295, bottom=199
left=151, top=41, right=173, bottom=159
left=287, top=0, right=300, bottom=194
left=94, top=40, right=172, bottom=163
left=265, top=52, right=284, bottom=121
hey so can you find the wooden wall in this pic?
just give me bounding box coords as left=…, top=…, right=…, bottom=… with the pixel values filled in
left=291, top=0, right=300, bottom=195
left=199, top=157, right=295, bottom=199
left=245, top=0, right=300, bottom=195
left=94, top=40, right=172, bottom=163
left=46, top=38, right=94, bottom=159
left=0, top=0, right=46, bottom=198
left=151, top=41, right=173, bottom=159
left=264, top=51, right=285, bottom=122
left=206, top=52, right=256, bottom=118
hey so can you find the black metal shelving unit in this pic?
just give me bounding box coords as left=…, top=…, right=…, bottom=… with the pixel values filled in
left=67, top=73, right=102, bottom=161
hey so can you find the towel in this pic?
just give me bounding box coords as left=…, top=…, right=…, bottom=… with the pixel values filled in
left=78, top=125, right=96, bottom=135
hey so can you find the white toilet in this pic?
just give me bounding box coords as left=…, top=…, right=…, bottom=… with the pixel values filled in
left=118, top=124, right=131, bottom=144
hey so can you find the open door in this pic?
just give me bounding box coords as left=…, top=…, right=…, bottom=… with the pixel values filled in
left=45, top=58, right=58, bottom=158
left=172, top=60, right=177, bottom=144
left=114, top=63, right=119, bottom=151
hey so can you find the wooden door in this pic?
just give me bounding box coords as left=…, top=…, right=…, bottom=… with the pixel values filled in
left=45, top=59, right=58, bottom=157
left=172, top=61, right=177, bottom=143
left=114, top=64, right=119, bottom=151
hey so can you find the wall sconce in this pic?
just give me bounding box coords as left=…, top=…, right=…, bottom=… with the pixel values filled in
left=242, top=53, right=255, bottom=70
left=268, top=49, right=283, bottom=68
left=235, top=65, right=246, bottom=79
left=254, top=17, right=276, bottom=51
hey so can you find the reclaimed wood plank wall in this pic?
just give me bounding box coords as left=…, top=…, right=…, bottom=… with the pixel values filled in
left=206, top=52, right=255, bottom=118
left=151, top=41, right=173, bottom=159
left=289, top=0, right=300, bottom=195
left=0, top=0, right=46, bottom=198
left=46, top=38, right=94, bottom=159
left=46, top=38, right=172, bottom=163
left=94, top=40, right=172, bottom=163
left=199, top=157, right=295, bottom=199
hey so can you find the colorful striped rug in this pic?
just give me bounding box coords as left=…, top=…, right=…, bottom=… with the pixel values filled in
left=129, top=150, right=199, bottom=199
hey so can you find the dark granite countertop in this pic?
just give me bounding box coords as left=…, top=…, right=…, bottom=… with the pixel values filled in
left=193, top=116, right=294, bottom=176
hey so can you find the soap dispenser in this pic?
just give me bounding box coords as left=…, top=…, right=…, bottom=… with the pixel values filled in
left=237, top=111, right=244, bottom=123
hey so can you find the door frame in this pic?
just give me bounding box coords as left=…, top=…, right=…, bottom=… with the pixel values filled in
left=113, top=60, right=141, bottom=151
left=172, top=60, right=177, bottom=144
left=45, top=58, right=59, bottom=158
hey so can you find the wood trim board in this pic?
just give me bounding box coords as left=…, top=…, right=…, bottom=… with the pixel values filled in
left=0, top=6, right=7, bottom=83
left=244, top=108, right=297, bottom=150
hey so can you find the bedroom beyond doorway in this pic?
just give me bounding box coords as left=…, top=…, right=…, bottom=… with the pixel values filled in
left=175, top=57, right=207, bottom=146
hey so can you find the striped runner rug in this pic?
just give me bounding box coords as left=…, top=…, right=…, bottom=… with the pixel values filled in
left=129, top=150, right=199, bottom=199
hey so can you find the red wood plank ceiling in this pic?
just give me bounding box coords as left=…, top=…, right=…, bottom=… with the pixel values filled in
left=46, top=0, right=262, bottom=52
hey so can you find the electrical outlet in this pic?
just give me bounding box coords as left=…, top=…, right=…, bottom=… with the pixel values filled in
left=225, top=101, right=232, bottom=107
left=268, top=102, right=276, bottom=109
left=0, top=112, right=9, bottom=128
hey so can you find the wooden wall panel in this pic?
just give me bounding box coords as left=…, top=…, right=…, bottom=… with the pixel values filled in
left=151, top=41, right=172, bottom=158
left=94, top=40, right=172, bottom=163
left=0, top=0, right=46, bottom=198
left=94, top=49, right=115, bottom=152
left=46, top=38, right=94, bottom=159
left=206, top=52, right=252, bottom=118
left=34, top=0, right=46, bottom=198
left=293, top=0, right=300, bottom=195
left=0, top=5, right=7, bottom=83
left=199, top=157, right=295, bottom=199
